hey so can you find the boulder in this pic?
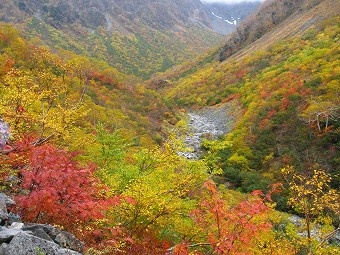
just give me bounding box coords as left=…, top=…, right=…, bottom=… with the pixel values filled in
left=0, top=243, right=9, bottom=255
left=8, top=222, right=24, bottom=230
left=0, top=120, right=10, bottom=148
left=55, top=231, right=84, bottom=253
left=0, top=199, right=8, bottom=225
left=1, top=232, right=82, bottom=255
left=30, top=227, right=54, bottom=242
left=23, top=223, right=55, bottom=233
left=22, top=224, right=57, bottom=242
left=7, top=213, right=21, bottom=225
left=0, top=213, right=7, bottom=225
left=0, top=193, right=16, bottom=225
left=0, top=195, right=84, bottom=254
left=0, top=194, right=15, bottom=208
left=21, top=224, right=84, bottom=253
left=0, top=228, right=23, bottom=243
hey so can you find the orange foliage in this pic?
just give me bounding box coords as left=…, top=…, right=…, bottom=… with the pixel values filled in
left=180, top=181, right=283, bottom=254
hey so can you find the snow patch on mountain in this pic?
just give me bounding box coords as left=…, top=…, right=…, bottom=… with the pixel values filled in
left=211, top=11, right=238, bottom=25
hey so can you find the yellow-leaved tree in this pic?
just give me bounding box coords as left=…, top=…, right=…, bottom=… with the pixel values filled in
left=0, top=46, right=88, bottom=146
left=282, top=165, right=340, bottom=254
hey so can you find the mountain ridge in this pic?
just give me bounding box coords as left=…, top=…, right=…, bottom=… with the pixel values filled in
left=3, top=0, right=213, bottom=32
left=0, top=0, right=227, bottom=78
left=218, top=0, right=338, bottom=61
left=228, top=0, right=340, bottom=61
left=162, top=0, right=340, bottom=193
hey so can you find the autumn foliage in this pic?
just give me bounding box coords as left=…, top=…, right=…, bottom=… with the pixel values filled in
left=0, top=5, right=339, bottom=255
left=173, top=181, right=283, bottom=255
left=4, top=136, right=120, bottom=235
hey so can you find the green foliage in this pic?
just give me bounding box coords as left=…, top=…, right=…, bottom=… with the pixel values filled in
left=23, top=16, right=223, bottom=79
left=1, top=6, right=339, bottom=255
left=91, top=123, right=137, bottom=191
left=165, top=16, right=340, bottom=193
left=108, top=136, right=209, bottom=243
left=0, top=23, right=170, bottom=149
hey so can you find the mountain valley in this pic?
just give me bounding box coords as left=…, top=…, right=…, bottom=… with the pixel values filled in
left=0, top=0, right=339, bottom=254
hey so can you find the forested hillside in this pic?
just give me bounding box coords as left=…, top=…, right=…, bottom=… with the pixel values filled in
left=166, top=14, right=340, bottom=190
left=0, top=24, right=174, bottom=150
left=0, top=0, right=339, bottom=254
left=218, top=0, right=339, bottom=61
left=0, top=0, right=224, bottom=78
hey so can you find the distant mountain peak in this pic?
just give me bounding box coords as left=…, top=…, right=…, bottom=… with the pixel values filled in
left=2, top=0, right=259, bottom=35
left=203, top=1, right=261, bottom=35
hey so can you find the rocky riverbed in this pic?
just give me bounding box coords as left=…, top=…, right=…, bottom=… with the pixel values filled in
left=179, top=104, right=235, bottom=159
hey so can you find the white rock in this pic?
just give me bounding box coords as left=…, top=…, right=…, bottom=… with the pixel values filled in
left=8, top=222, right=24, bottom=230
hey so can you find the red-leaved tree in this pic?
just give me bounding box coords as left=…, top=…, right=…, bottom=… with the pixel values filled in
left=174, top=181, right=282, bottom=255
left=5, top=137, right=120, bottom=236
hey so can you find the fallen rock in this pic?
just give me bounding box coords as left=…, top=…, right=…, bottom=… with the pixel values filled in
left=0, top=195, right=15, bottom=208
left=8, top=213, right=21, bottom=225
left=8, top=222, right=24, bottom=230
left=0, top=199, right=8, bottom=225
left=0, top=120, right=10, bottom=148
left=22, top=224, right=55, bottom=235
left=0, top=228, right=23, bottom=243
left=1, top=232, right=82, bottom=255
left=0, top=195, right=84, bottom=254
left=0, top=243, right=8, bottom=254
left=0, top=212, right=7, bottom=225
left=0, top=193, right=16, bottom=226
left=179, top=104, right=235, bottom=159
left=22, top=224, right=58, bottom=242
left=55, top=231, right=84, bottom=253
left=31, top=227, right=54, bottom=242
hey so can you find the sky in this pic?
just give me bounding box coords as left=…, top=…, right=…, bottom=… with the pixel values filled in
left=202, top=0, right=264, bottom=4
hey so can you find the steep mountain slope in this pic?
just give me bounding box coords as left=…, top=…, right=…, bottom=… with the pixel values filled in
left=0, top=0, right=224, bottom=78
left=148, top=0, right=338, bottom=87
left=228, top=0, right=340, bottom=61
left=8, top=0, right=212, bottom=31
left=0, top=24, right=173, bottom=151
left=164, top=0, right=340, bottom=193
left=163, top=0, right=340, bottom=103
left=218, top=0, right=338, bottom=61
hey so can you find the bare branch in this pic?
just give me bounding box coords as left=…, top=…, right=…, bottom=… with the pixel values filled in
left=32, top=134, right=55, bottom=146
left=167, top=243, right=211, bottom=252
left=317, top=226, right=340, bottom=249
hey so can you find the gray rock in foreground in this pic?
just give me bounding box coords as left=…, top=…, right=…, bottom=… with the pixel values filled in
left=0, top=228, right=24, bottom=243
left=55, top=231, right=84, bottom=252
left=0, top=193, right=84, bottom=254
left=1, top=232, right=82, bottom=255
